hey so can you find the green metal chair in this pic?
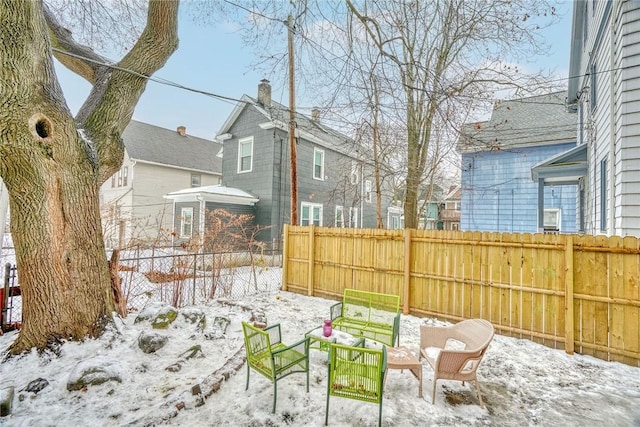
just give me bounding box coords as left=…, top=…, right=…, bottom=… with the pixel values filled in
left=241, top=321, right=310, bottom=413
left=325, top=343, right=387, bottom=426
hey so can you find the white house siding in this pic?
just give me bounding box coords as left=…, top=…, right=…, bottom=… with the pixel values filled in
left=576, top=1, right=640, bottom=237
left=617, top=4, right=640, bottom=235
left=131, top=162, right=220, bottom=244
left=99, top=153, right=135, bottom=249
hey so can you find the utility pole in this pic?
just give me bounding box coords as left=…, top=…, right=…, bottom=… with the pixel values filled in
left=287, top=14, right=298, bottom=225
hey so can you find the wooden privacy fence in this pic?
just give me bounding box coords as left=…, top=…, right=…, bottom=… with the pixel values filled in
left=281, top=225, right=640, bottom=367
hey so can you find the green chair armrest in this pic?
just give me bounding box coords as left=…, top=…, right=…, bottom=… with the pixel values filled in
left=330, top=301, right=343, bottom=321
left=264, top=323, right=282, bottom=346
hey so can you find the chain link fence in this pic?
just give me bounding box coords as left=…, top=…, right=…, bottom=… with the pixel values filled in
left=117, top=248, right=283, bottom=309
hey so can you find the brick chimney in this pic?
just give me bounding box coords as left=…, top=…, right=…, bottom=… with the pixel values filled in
left=311, top=107, right=320, bottom=122
left=257, top=79, right=271, bottom=107
left=177, top=126, right=186, bottom=136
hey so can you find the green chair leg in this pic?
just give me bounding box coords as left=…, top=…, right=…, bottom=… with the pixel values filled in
left=325, top=381, right=330, bottom=426
left=378, top=401, right=382, bottom=427
left=272, top=381, right=277, bottom=413
left=245, top=363, right=250, bottom=391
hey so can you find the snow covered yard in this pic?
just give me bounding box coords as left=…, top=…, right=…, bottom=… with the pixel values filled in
left=0, top=290, right=639, bottom=426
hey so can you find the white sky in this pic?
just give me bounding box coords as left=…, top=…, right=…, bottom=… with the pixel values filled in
left=1, top=287, right=638, bottom=426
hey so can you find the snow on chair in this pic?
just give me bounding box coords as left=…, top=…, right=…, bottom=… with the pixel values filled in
left=419, top=318, right=494, bottom=407
left=325, top=342, right=387, bottom=426
left=242, top=321, right=310, bottom=413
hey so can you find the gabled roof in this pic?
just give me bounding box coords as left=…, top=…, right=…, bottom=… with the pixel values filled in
left=458, top=92, right=576, bottom=153
left=164, top=185, right=259, bottom=206
left=444, top=185, right=461, bottom=201
left=122, top=120, right=222, bottom=174
left=531, top=143, right=587, bottom=184
left=216, top=95, right=360, bottom=157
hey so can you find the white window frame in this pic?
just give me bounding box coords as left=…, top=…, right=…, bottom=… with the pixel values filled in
left=301, top=202, right=323, bottom=226
left=122, top=166, right=128, bottom=187
left=191, top=173, right=201, bottom=188
left=237, top=137, right=253, bottom=173
left=335, top=205, right=344, bottom=227
left=350, top=161, right=359, bottom=185
left=313, top=148, right=324, bottom=180
left=180, top=207, right=194, bottom=238
left=349, top=207, right=358, bottom=228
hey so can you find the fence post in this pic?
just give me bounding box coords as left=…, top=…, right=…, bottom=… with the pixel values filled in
left=564, top=235, right=574, bottom=355
left=307, top=225, right=315, bottom=297
left=192, top=253, right=197, bottom=305
left=281, top=224, right=289, bottom=292
left=403, top=229, right=412, bottom=315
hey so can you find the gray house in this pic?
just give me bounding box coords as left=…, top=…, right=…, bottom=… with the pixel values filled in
left=458, top=92, right=578, bottom=233
left=100, top=121, right=222, bottom=248
left=215, top=80, right=395, bottom=245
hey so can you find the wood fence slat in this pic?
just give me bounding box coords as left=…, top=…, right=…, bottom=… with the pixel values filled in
left=283, top=226, right=640, bottom=367
left=622, top=236, right=640, bottom=366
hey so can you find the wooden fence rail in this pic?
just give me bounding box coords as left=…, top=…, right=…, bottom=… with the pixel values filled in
left=281, top=225, right=640, bottom=367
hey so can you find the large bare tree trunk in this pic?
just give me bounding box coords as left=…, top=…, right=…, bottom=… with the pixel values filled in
left=0, top=0, right=178, bottom=354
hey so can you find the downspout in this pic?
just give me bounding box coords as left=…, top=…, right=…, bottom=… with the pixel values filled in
left=607, top=3, right=617, bottom=235
left=197, top=194, right=206, bottom=244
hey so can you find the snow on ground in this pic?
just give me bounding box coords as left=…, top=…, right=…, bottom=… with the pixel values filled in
left=0, top=290, right=639, bottom=427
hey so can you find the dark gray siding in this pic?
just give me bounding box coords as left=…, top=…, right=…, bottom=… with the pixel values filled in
left=173, top=202, right=200, bottom=246
left=222, top=106, right=276, bottom=241
left=222, top=103, right=395, bottom=242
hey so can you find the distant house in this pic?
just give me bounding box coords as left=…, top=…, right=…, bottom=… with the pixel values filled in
left=215, top=79, right=396, bottom=245
left=164, top=185, right=259, bottom=248
left=561, top=1, right=640, bottom=236
left=440, top=185, right=461, bottom=231
left=458, top=92, right=578, bottom=233
left=100, top=121, right=222, bottom=248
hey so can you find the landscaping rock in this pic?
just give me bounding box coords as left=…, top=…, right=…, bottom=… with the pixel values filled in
left=180, top=307, right=206, bottom=332
left=204, top=316, right=230, bottom=340
left=23, top=378, right=49, bottom=394
left=0, top=383, right=14, bottom=417
left=165, top=345, right=204, bottom=372
left=138, top=331, right=169, bottom=354
left=67, top=358, right=123, bottom=391
left=134, top=302, right=178, bottom=329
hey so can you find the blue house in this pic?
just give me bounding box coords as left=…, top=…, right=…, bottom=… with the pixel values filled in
left=458, top=92, right=578, bottom=233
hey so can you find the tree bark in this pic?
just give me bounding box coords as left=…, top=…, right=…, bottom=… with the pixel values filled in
left=0, top=0, right=178, bottom=354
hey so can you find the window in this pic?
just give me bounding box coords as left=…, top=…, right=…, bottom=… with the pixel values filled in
left=117, top=170, right=122, bottom=187
left=123, top=166, right=128, bottom=187
left=238, top=137, right=253, bottom=173
left=391, top=216, right=399, bottom=229
left=335, top=205, right=345, bottom=227
left=349, top=207, right=358, bottom=228
left=191, top=173, right=201, bottom=188
left=600, top=159, right=607, bottom=231
left=350, top=161, right=359, bottom=185
left=454, top=202, right=461, bottom=211
left=590, top=63, right=597, bottom=112
left=313, top=148, right=324, bottom=180
left=180, top=207, right=194, bottom=238
left=301, top=202, right=323, bottom=226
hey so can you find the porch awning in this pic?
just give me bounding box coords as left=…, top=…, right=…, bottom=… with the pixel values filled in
left=531, top=143, right=587, bottom=185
